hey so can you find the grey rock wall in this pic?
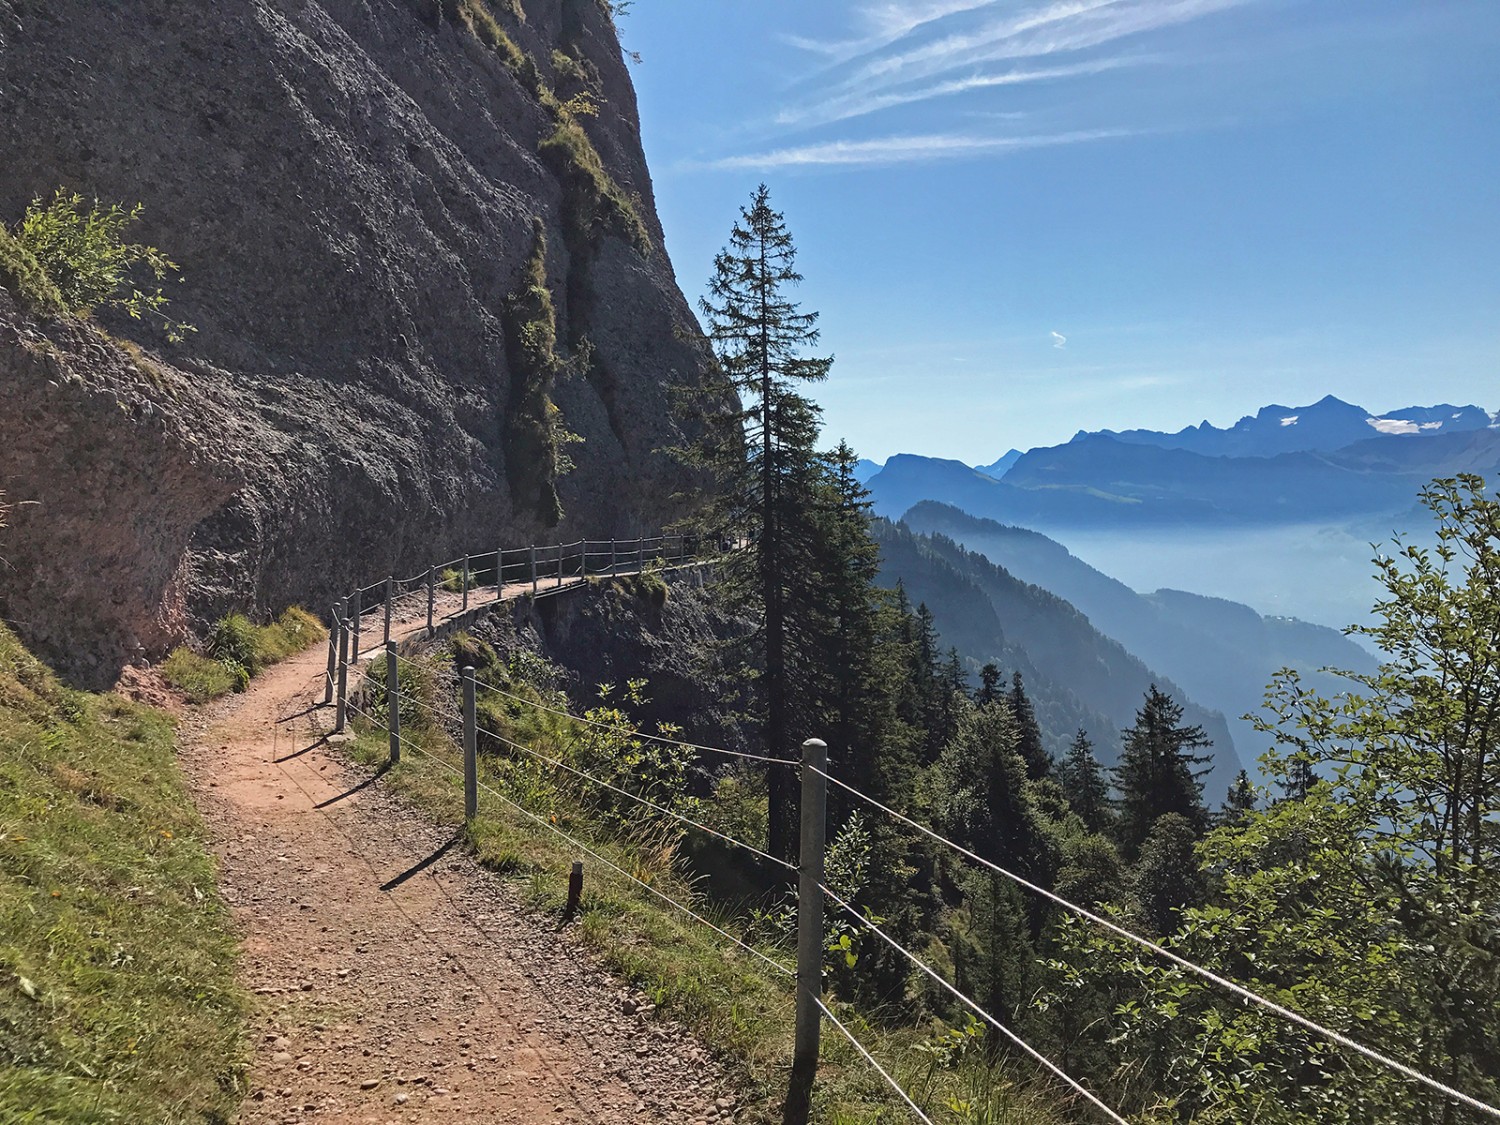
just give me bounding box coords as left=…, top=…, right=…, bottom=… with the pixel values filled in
left=0, top=0, right=725, bottom=684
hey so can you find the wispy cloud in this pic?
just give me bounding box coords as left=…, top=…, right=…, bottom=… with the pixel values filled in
left=706, top=127, right=1143, bottom=171
left=1051, top=331, right=1068, bottom=349
left=841, top=0, right=1242, bottom=90
left=783, top=0, right=999, bottom=61
left=776, top=54, right=1153, bottom=127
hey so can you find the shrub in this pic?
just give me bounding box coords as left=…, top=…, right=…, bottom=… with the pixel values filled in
left=6, top=189, right=194, bottom=342
left=207, top=613, right=260, bottom=675
left=164, top=608, right=327, bottom=703
left=0, top=225, right=65, bottom=316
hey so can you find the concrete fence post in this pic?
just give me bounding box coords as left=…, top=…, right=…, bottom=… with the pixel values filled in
left=462, top=554, right=470, bottom=613
left=383, top=576, right=394, bottom=646
left=530, top=545, right=538, bottom=595
left=323, top=604, right=339, bottom=705
left=426, top=566, right=436, bottom=635
left=557, top=542, right=564, bottom=588
left=637, top=538, right=645, bottom=572
left=610, top=538, right=617, bottom=573
left=386, top=640, right=401, bottom=765
left=785, top=737, right=828, bottom=1125
left=496, top=546, right=504, bottom=592
left=462, top=666, right=478, bottom=822
left=334, top=598, right=350, bottom=734
left=351, top=586, right=362, bottom=662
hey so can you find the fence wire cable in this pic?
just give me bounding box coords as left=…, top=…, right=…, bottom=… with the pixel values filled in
left=820, top=884, right=1127, bottom=1124
left=469, top=717, right=796, bottom=873
left=813, top=996, right=936, bottom=1125
left=812, top=767, right=1500, bottom=1120
left=449, top=668, right=798, bottom=766
left=353, top=674, right=789, bottom=872
left=341, top=701, right=794, bottom=979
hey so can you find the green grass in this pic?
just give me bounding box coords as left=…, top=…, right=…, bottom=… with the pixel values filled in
left=0, top=623, right=246, bottom=1121
left=161, top=607, right=326, bottom=703
left=344, top=651, right=1072, bottom=1125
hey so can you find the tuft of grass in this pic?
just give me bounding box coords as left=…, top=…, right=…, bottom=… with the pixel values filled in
left=161, top=648, right=244, bottom=703
left=0, top=623, right=246, bottom=1121
left=162, top=607, right=327, bottom=703
left=0, top=225, right=66, bottom=317
left=538, top=117, right=650, bottom=254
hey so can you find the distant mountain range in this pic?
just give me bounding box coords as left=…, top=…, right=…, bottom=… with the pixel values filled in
left=873, top=520, right=1245, bottom=799
left=867, top=397, right=1500, bottom=530
left=1080, top=395, right=1494, bottom=460
left=902, top=502, right=1378, bottom=770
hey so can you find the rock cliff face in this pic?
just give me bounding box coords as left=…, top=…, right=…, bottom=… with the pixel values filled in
left=0, top=0, right=724, bottom=684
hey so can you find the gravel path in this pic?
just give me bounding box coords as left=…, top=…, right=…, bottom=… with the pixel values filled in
left=178, top=587, right=742, bottom=1124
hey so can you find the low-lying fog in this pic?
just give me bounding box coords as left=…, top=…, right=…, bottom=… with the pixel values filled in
left=1041, top=518, right=1426, bottom=645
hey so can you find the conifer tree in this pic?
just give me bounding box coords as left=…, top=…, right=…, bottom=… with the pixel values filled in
left=1056, top=728, right=1111, bottom=832
left=977, top=662, right=1002, bottom=706
left=1218, top=769, right=1258, bottom=826
left=1111, top=685, right=1212, bottom=857
left=1009, top=671, right=1051, bottom=779
left=696, top=184, right=832, bottom=859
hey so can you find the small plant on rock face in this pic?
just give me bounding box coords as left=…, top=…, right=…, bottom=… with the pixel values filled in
left=9, top=189, right=195, bottom=342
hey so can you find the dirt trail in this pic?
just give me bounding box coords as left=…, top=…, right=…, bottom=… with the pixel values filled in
left=180, top=585, right=739, bottom=1125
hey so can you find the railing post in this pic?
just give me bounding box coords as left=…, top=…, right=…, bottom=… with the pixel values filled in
left=462, top=665, right=478, bottom=822
left=557, top=542, right=564, bottom=588
left=610, top=537, right=617, bottom=573
left=462, top=554, right=470, bottom=612
left=334, top=599, right=350, bottom=734
left=351, top=586, right=362, bottom=662
left=426, top=566, right=436, bottom=635
left=323, top=603, right=338, bottom=704
left=385, top=641, right=401, bottom=764
left=786, top=737, right=828, bottom=1125
left=496, top=546, right=504, bottom=592
left=638, top=538, right=645, bottom=572
left=530, top=545, right=538, bottom=595
left=383, top=576, right=394, bottom=646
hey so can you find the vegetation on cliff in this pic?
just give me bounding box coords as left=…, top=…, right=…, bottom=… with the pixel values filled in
left=0, top=624, right=245, bottom=1121
left=0, top=190, right=192, bottom=342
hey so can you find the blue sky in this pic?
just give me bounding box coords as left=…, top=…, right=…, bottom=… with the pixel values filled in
left=622, top=1, right=1499, bottom=465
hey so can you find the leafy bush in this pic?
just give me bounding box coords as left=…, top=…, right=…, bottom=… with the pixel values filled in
left=0, top=226, right=65, bottom=316
left=6, top=190, right=194, bottom=342
left=207, top=613, right=260, bottom=675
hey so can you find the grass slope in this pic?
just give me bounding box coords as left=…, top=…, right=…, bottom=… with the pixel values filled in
left=0, top=624, right=245, bottom=1122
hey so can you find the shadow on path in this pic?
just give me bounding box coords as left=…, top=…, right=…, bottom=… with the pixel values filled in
left=380, top=831, right=463, bottom=892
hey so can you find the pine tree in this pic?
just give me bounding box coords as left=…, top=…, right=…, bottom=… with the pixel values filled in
left=696, top=184, right=832, bottom=860
left=1111, top=685, right=1212, bottom=857
left=1218, top=769, right=1258, bottom=826
left=977, top=662, right=1002, bottom=706
left=1057, top=728, right=1112, bottom=833
left=1009, top=671, right=1050, bottom=779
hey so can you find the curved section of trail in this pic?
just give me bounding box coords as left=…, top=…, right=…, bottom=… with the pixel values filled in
left=179, top=587, right=738, bottom=1124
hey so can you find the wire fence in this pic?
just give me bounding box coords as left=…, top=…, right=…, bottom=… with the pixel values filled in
left=312, top=542, right=1500, bottom=1125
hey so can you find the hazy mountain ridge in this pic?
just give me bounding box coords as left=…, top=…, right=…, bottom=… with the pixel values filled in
left=869, top=420, right=1500, bottom=531
left=902, top=501, right=1378, bottom=772
left=872, top=519, right=1243, bottom=797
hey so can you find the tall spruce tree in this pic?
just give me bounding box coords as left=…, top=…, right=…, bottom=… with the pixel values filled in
left=1057, top=728, right=1111, bottom=833
left=697, top=184, right=832, bottom=859
left=1218, top=769, right=1258, bottom=826
left=1009, top=671, right=1050, bottom=779
left=1111, top=684, right=1212, bottom=857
